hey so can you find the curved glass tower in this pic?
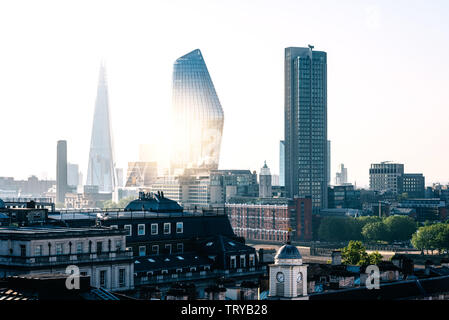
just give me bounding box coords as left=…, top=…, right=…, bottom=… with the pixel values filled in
left=171, top=49, right=224, bottom=172
left=86, top=63, right=116, bottom=193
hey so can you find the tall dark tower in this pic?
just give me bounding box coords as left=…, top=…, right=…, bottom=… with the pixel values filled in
left=56, top=140, right=68, bottom=204
left=284, top=46, right=328, bottom=212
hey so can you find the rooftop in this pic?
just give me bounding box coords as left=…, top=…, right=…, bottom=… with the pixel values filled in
left=124, top=191, right=183, bottom=213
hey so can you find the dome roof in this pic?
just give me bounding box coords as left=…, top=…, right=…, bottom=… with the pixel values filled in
left=0, top=199, right=5, bottom=209
left=275, top=244, right=302, bottom=260
left=124, top=192, right=183, bottom=213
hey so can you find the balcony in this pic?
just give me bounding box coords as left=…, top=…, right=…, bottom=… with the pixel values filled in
left=0, top=251, right=133, bottom=267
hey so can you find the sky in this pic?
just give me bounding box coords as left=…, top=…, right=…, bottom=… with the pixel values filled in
left=0, top=0, right=448, bottom=188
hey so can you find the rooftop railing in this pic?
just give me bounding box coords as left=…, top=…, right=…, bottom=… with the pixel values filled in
left=0, top=250, right=133, bottom=267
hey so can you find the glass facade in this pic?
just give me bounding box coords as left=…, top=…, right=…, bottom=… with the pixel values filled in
left=86, top=64, right=116, bottom=193
left=285, top=47, right=328, bottom=211
left=171, top=49, right=224, bottom=171
left=279, top=140, right=285, bottom=187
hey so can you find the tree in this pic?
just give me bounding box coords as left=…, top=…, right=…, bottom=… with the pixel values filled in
left=341, top=241, right=369, bottom=265
left=411, top=224, right=449, bottom=254
left=361, top=221, right=389, bottom=242
left=341, top=241, right=384, bottom=266
left=317, top=217, right=362, bottom=241
left=368, top=251, right=383, bottom=265
left=383, top=216, right=417, bottom=242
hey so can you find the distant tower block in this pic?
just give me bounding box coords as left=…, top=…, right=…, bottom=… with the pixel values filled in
left=56, top=140, right=68, bottom=204
left=86, top=63, right=116, bottom=193
left=170, top=49, right=224, bottom=172
left=259, top=161, right=272, bottom=198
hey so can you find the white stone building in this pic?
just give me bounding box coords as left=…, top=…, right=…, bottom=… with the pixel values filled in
left=0, top=227, right=134, bottom=292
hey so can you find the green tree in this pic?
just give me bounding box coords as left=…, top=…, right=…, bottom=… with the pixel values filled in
left=341, top=241, right=369, bottom=265
left=383, top=215, right=417, bottom=242
left=317, top=217, right=362, bottom=241
left=361, top=221, right=389, bottom=242
left=411, top=224, right=449, bottom=254
left=368, top=251, right=383, bottom=265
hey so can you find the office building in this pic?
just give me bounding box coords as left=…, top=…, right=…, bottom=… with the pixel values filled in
left=86, top=63, right=116, bottom=193
left=210, top=170, right=259, bottom=204
left=335, top=164, right=348, bottom=186
left=125, top=162, right=158, bottom=188
left=259, top=162, right=272, bottom=198
left=171, top=49, right=224, bottom=172
left=284, top=46, right=328, bottom=212
left=67, top=163, right=80, bottom=189
left=369, top=162, right=404, bottom=194
left=279, top=141, right=285, bottom=187
left=56, top=140, right=67, bottom=204
left=398, top=173, right=425, bottom=199
left=328, top=185, right=361, bottom=209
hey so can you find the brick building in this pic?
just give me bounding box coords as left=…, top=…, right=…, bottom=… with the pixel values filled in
left=226, top=197, right=312, bottom=243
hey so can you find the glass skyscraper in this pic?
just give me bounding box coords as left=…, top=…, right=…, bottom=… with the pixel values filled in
left=284, top=46, right=328, bottom=211
left=171, top=49, right=224, bottom=172
left=279, top=140, right=285, bottom=187
left=86, top=63, right=116, bottom=193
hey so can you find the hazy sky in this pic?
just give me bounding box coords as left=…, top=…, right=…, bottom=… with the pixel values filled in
left=0, top=0, right=448, bottom=188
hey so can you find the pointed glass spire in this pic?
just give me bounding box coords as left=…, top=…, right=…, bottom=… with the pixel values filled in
left=86, top=63, right=116, bottom=193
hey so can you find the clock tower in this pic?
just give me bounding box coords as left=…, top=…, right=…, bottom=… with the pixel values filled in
left=268, top=243, right=308, bottom=299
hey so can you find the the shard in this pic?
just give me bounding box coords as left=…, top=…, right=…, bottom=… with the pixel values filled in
left=171, top=49, right=224, bottom=173
left=86, top=63, right=116, bottom=193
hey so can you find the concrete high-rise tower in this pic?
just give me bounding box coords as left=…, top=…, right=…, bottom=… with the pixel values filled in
left=259, top=161, right=272, bottom=198
left=284, top=46, right=328, bottom=212
left=86, top=63, right=116, bottom=193
left=171, top=49, right=224, bottom=173
left=56, top=140, right=68, bottom=204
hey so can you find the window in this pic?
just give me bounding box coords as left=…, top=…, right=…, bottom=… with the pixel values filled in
left=100, top=270, right=107, bottom=288
left=139, top=246, right=146, bottom=257
left=164, top=223, right=171, bottom=234
left=249, top=254, right=255, bottom=267
left=177, top=243, right=184, bottom=253
left=20, top=245, right=26, bottom=257
left=97, top=242, right=103, bottom=254
left=230, top=256, right=237, bottom=269
left=152, top=245, right=159, bottom=255
left=151, top=223, right=158, bottom=235
left=76, top=242, right=83, bottom=254
left=119, top=269, right=126, bottom=287
left=124, top=225, right=132, bottom=236
left=138, top=224, right=145, bottom=236
left=34, top=245, right=42, bottom=256
left=165, top=244, right=172, bottom=254
left=116, top=240, right=122, bottom=252
left=56, top=243, right=63, bottom=255
left=240, top=255, right=246, bottom=268
left=176, top=222, right=183, bottom=233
